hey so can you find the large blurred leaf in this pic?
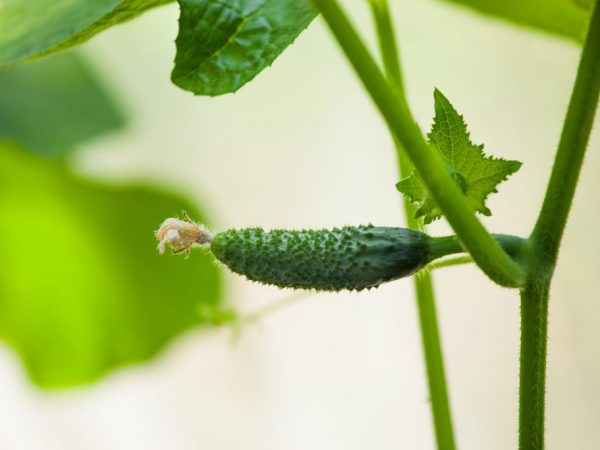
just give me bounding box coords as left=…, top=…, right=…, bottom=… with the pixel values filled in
left=437, top=0, right=590, bottom=42
left=0, top=0, right=173, bottom=65
left=0, top=143, right=222, bottom=388
left=572, top=0, right=593, bottom=10
left=172, top=0, right=317, bottom=95
left=0, top=52, right=124, bottom=158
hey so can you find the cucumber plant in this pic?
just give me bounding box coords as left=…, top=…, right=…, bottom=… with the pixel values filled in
left=2, top=0, right=598, bottom=449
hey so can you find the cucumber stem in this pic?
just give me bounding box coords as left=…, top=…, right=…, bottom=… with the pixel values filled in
left=429, top=234, right=527, bottom=263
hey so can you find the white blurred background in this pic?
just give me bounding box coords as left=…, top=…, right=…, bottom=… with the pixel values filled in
left=0, top=0, right=599, bottom=448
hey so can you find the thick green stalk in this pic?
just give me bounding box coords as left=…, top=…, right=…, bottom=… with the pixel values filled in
left=369, top=2, right=457, bottom=448
left=312, top=0, right=526, bottom=288
left=520, top=2, right=600, bottom=449
left=518, top=279, right=550, bottom=450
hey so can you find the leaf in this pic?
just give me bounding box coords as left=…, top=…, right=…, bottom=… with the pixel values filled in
left=172, top=0, right=317, bottom=95
left=571, top=0, right=593, bottom=11
left=0, top=52, right=124, bottom=158
left=0, top=143, right=223, bottom=388
left=436, top=0, right=590, bottom=43
left=0, top=0, right=173, bottom=65
left=396, top=89, right=521, bottom=224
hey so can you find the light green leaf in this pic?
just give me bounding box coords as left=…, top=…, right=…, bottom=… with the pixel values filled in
left=436, top=0, right=589, bottom=42
left=0, top=143, right=223, bottom=388
left=0, top=0, right=173, bottom=65
left=0, top=52, right=124, bottom=158
left=572, top=0, right=593, bottom=11
left=396, top=89, right=521, bottom=224
left=172, top=0, right=317, bottom=95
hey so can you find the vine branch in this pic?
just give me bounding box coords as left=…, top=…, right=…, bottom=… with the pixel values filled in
left=368, top=1, right=457, bottom=448
left=530, top=0, right=600, bottom=272
left=520, top=1, right=600, bottom=449
left=312, top=0, right=526, bottom=288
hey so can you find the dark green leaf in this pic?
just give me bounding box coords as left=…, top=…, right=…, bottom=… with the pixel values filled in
left=172, top=0, right=317, bottom=95
left=0, top=143, right=223, bottom=388
left=0, top=52, right=124, bottom=158
left=0, top=0, right=173, bottom=65
left=396, top=89, right=521, bottom=224
left=436, top=0, right=589, bottom=42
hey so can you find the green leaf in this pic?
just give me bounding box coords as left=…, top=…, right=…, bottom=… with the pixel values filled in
left=572, top=0, right=593, bottom=10
left=0, top=52, right=124, bottom=158
left=172, top=0, right=317, bottom=95
left=436, top=0, right=590, bottom=42
left=0, top=143, right=223, bottom=388
left=396, top=89, right=521, bottom=224
left=0, top=0, right=173, bottom=65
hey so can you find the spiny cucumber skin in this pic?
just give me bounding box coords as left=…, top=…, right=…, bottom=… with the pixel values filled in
left=210, top=225, right=431, bottom=292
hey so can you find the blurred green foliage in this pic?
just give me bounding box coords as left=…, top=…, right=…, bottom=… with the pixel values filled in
left=572, top=0, right=593, bottom=10
left=0, top=143, right=222, bottom=388
left=0, top=52, right=223, bottom=388
left=439, top=0, right=589, bottom=42
left=0, top=52, right=124, bottom=158
left=0, top=0, right=173, bottom=65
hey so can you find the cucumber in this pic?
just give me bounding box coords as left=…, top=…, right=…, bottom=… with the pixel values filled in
left=210, top=225, right=431, bottom=291
left=156, top=218, right=526, bottom=292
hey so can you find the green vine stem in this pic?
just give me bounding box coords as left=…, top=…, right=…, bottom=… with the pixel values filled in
left=518, top=280, right=550, bottom=450
left=413, top=275, right=455, bottom=449
left=530, top=0, right=600, bottom=271
left=429, top=234, right=526, bottom=262
left=520, top=1, right=600, bottom=449
left=369, top=0, right=405, bottom=95
left=369, top=2, right=457, bottom=447
left=312, top=0, right=526, bottom=288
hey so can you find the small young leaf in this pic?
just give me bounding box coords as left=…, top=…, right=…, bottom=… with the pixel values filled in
left=172, top=0, right=317, bottom=95
left=396, top=89, right=522, bottom=224
left=0, top=0, right=172, bottom=65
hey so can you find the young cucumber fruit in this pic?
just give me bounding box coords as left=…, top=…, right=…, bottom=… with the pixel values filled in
left=210, top=225, right=433, bottom=292
left=156, top=219, right=526, bottom=292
